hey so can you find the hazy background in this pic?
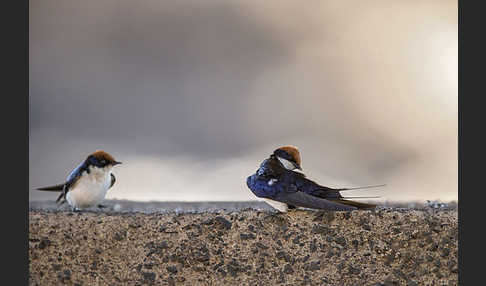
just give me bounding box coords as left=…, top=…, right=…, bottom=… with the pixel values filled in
left=29, top=0, right=457, bottom=203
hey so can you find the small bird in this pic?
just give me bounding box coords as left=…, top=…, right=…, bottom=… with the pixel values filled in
left=36, top=150, right=122, bottom=211
left=246, top=145, right=382, bottom=212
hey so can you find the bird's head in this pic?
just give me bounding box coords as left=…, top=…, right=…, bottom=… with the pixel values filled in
left=273, top=145, right=302, bottom=171
left=86, top=150, right=122, bottom=169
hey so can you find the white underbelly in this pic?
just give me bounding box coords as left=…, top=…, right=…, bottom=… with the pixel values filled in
left=66, top=172, right=111, bottom=209
left=264, top=198, right=289, bottom=213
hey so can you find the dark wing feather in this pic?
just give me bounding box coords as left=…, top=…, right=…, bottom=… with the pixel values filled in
left=274, top=191, right=357, bottom=211
left=65, top=161, right=89, bottom=188
left=286, top=171, right=376, bottom=210
left=55, top=186, right=67, bottom=203
left=287, top=171, right=342, bottom=199
left=110, top=173, right=116, bottom=188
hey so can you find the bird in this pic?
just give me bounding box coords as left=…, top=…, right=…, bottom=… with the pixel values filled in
left=246, top=145, right=382, bottom=212
left=36, top=150, right=122, bottom=211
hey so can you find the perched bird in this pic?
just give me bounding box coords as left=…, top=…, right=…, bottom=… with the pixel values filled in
left=36, top=150, right=122, bottom=211
left=246, top=145, right=382, bottom=212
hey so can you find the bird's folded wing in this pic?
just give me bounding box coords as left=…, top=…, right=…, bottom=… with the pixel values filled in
left=289, top=172, right=341, bottom=199
left=64, top=160, right=90, bottom=189
left=275, top=191, right=357, bottom=211
left=66, top=161, right=86, bottom=182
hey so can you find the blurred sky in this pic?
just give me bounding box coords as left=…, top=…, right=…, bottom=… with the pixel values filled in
left=29, top=0, right=457, bottom=202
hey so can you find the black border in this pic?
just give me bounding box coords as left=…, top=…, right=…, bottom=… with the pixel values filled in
left=458, top=1, right=465, bottom=285
left=458, top=0, right=479, bottom=285
left=6, top=0, right=29, bottom=284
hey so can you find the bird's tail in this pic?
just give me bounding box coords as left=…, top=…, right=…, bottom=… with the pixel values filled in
left=37, top=184, right=67, bottom=204
left=336, top=184, right=386, bottom=191
left=332, top=184, right=385, bottom=209
left=36, top=184, right=65, bottom=192
left=330, top=199, right=377, bottom=209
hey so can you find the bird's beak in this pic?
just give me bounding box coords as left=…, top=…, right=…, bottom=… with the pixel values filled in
left=112, top=161, right=122, bottom=166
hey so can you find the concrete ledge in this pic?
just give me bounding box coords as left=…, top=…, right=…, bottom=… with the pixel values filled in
left=29, top=208, right=457, bottom=285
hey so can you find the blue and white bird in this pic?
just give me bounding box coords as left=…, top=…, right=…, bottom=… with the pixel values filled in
left=246, top=145, right=381, bottom=212
left=36, top=150, right=122, bottom=211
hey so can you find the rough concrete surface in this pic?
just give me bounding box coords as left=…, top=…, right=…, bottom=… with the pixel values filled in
left=29, top=205, right=458, bottom=285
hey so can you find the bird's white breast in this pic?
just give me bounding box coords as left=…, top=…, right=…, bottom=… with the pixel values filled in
left=66, top=166, right=113, bottom=209
left=264, top=198, right=289, bottom=213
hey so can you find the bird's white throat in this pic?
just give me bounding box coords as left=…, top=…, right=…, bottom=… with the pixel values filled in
left=277, top=156, right=296, bottom=170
